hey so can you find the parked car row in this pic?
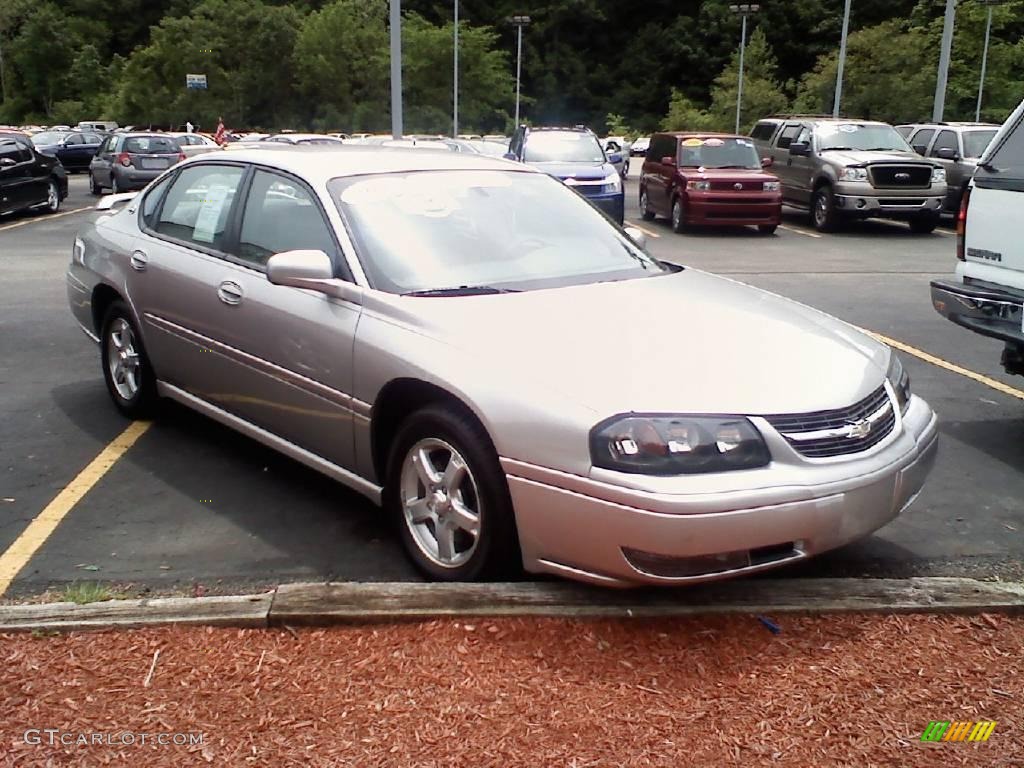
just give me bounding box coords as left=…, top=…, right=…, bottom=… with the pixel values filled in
left=0, top=133, right=68, bottom=216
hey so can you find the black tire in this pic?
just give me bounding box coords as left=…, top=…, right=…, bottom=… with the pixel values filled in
left=384, top=404, right=520, bottom=582
left=811, top=184, right=841, bottom=233
left=111, top=176, right=121, bottom=195
left=909, top=213, right=939, bottom=234
left=99, top=301, right=158, bottom=418
left=671, top=196, right=687, bottom=233
left=31, top=179, right=61, bottom=214
left=639, top=187, right=655, bottom=221
left=89, top=172, right=101, bottom=195
left=758, top=224, right=778, bottom=235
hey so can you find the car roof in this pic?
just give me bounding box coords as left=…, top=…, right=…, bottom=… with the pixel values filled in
left=655, top=131, right=747, bottom=139
left=267, top=133, right=343, bottom=141
left=901, top=122, right=1000, bottom=130
left=185, top=145, right=531, bottom=182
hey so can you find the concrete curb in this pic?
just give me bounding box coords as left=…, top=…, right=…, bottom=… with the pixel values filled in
left=1, top=578, right=1022, bottom=633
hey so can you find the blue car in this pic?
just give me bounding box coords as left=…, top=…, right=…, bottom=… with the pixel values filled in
left=31, top=129, right=105, bottom=172
left=506, top=126, right=625, bottom=225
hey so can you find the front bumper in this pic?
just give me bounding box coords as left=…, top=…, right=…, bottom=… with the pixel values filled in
left=833, top=191, right=944, bottom=218
left=503, top=396, right=938, bottom=587
left=583, top=191, right=625, bottom=224
left=931, top=279, right=1024, bottom=345
left=685, top=192, right=782, bottom=227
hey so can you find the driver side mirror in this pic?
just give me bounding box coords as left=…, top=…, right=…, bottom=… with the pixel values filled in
left=936, top=147, right=960, bottom=162
left=608, top=152, right=623, bottom=164
left=761, top=156, right=774, bottom=168
left=267, top=249, right=363, bottom=304
left=788, top=141, right=810, bottom=157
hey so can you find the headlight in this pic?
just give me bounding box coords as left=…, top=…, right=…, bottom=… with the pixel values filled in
left=931, top=166, right=946, bottom=183
left=604, top=171, right=622, bottom=192
left=590, top=415, right=770, bottom=475
left=687, top=180, right=711, bottom=191
left=887, top=353, right=911, bottom=415
left=763, top=181, right=780, bottom=192
left=841, top=167, right=869, bottom=182
left=72, top=236, right=85, bottom=265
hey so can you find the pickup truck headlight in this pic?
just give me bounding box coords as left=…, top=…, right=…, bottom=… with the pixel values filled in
left=763, top=181, right=780, bottom=192
left=590, top=415, right=770, bottom=475
left=687, top=180, right=711, bottom=191
left=931, top=167, right=946, bottom=184
left=841, top=167, right=869, bottom=182
left=887, top=354, right=911, bottom=415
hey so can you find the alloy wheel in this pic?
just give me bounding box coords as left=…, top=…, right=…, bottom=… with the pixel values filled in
left=814, top=192, right=828, bottom=227
left=106, top=318, right=141, bottom=401
left=46, top=181, right=59, bottom=212
left=399, top=437, right=482, bottom=569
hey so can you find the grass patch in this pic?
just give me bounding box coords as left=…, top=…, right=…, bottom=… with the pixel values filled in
left=61, top=582, right=113, bottom=605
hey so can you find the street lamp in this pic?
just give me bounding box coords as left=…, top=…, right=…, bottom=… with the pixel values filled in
left=510, top=15, right=531, bottom=128
left=390, top=0, right=403, bottom=139
left=453, top=0, right=459, bottom=136
left=932, top=0, right=957, bottom=122
left=833, top=0, right=852, bottom=118
left=976, top=0, right=1007, bottom=122
left=728, top=4, right=760, bottom=135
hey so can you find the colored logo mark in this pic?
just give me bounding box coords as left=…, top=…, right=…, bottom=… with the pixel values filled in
left=921, top=721, right=997, bottom=742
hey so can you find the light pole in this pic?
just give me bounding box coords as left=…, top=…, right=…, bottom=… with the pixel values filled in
left=510, top=15, right=530, bottom=128
left=932, top=0, right=957, bottom=122
left=833, top=0, right=852, bottom=117
left=728, top=4, right=760, bottom=135
left=390, top=0, right=403, bottom=139
left=976, top=0, right=1006, bottom=122
left=453, top=0, right=459, bottom=137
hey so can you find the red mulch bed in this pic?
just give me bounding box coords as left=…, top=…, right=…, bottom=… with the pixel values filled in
left=2, top=613, right=1022, bottom=766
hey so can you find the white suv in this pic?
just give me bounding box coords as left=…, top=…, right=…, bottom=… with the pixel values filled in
left=931, top=99, right=1024, bottom=377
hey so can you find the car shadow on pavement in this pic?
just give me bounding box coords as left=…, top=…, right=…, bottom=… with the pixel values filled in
left=938, top=417, right=1024, bottom=473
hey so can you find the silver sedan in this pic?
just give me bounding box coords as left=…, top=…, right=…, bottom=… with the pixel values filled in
left=66, top=147, right=938, bottom=586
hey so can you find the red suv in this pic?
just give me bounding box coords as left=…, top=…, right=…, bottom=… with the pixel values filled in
left=640, top=132, right=782, bottom=234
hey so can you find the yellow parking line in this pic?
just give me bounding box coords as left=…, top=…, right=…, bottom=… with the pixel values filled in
left=0, top=421, right=151, bottom=596
left=627, top=221, right=661, bottom=238
left=866, top=331, right=1024, bottom=402
left=0, top=206, right=91, bottom=233
left=779, top=224, right=823, bottom=239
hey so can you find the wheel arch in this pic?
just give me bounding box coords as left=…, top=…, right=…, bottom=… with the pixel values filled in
left=90, top=283, right=125, bottom=336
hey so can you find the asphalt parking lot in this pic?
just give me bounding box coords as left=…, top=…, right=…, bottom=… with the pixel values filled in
left=2, top=170, right=1023, bottom=600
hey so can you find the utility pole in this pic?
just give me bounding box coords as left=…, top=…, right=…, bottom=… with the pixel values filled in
left=976, top=0, right=1006, bottom=122
left=510, top=15, right=530, bottom=129
left=833, top=0, right=852, bottom=118
left=453, top=0, right=459, bottom=137
left=932, top=0, right=957, bottom=122
left=390, top=0, right=403, bottom=139
left=729, top=5, right=760, bottom=135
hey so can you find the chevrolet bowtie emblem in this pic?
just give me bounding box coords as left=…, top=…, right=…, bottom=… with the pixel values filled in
left=845, top=419, right=872, bottom=439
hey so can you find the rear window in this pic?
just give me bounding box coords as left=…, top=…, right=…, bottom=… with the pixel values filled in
left=125, top=136, right=180, bottom=154
left=979, top=115, right=1024, bottom=177
left=962, top=130, right=997, bottom=160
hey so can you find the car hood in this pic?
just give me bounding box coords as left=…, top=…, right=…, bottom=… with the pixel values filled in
left=820, top=149, right=936, bottom=167
left=526, top=161, right=614, bottom=181
left=384, top=269, right=889, bottom=416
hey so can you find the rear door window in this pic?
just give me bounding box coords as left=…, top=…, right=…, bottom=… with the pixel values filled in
left=154, top=164, right=245, bottom=250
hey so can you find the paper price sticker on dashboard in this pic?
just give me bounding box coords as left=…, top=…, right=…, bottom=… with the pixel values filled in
left=681, top=138, right=704, bottom=147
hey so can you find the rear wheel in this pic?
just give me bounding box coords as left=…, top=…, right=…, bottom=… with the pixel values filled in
left=100, top=301, right=158, bottom=418
left=758, top=224, right=778, bottom=235
left=32, top=179, right=60, bottom=214
left=639, top=187, right=655, bottom=221
left=671, top=197, right=687, bottom=233
left=811, top=184, right=840, bottom=233
left=385, top=404, right=520, bottom=582
left=89, top=172, right=101, bottom=195
left=111, top=176, right=122, bottom=195
left=909, top=212, right=939, bottom=234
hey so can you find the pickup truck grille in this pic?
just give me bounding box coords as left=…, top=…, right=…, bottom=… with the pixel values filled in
left=762, top=386, right=895, bottom=458
left=869, top=165, right=932, bottom=189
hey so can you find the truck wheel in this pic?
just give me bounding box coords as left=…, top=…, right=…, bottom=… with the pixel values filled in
left=909, top=213, right=939, bottom=234
left=811, top=184, right=840, bottom=233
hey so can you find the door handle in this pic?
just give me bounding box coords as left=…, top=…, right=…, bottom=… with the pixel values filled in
left=129, top=251, right=148, bottom=271
left=217, top=280, right=244, bottom=305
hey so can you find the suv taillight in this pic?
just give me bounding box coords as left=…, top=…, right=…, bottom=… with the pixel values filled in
left=117, top=152, right=132, bottom=167
left=956, top=186, right=970, bottom=262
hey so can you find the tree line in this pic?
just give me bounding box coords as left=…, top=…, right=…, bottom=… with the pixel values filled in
left=0, top=0, right=1021, bottom=135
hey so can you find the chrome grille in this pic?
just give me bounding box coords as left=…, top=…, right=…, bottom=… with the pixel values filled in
left=763, top=386, right=895, bottom=458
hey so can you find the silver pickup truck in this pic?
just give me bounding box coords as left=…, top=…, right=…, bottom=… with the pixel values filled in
left=751, top=116, right=947, bottom=233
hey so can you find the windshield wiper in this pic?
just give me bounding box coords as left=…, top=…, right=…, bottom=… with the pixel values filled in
left=402, top=285, right=521, bottom=297
left=709, top=164, right=756, bottom=169
left=863, top=147, right=901, bottom=152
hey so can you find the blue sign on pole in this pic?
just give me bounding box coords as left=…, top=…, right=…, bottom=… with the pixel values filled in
left=186, top=74, right=208, bottom=90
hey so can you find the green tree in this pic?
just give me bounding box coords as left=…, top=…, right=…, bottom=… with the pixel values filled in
left=706, top=28, right=790, bottom=132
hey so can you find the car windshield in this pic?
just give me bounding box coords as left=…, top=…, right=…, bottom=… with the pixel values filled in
left=963, top=130, right=997, bottom=159
left=125, top=136, right=180, bottom=154
left=330, top=170, right=668, bottom=294
left=31, top=131, right=70, bottom=145
left=678, top=137, right=760, bottom=169
left=817, top=124, right=912, bottom=152
left=523, top=132, right=605, bottom=163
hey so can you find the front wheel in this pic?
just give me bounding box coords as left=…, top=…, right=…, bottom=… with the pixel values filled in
left=639, top=188, right=655, bottom=221
left=909, top=212, right=939, bottom=234
left=100, top=301, right=158, bottom=418
left=385, top=405, right=520, bottom=582
left=671, top=197, right=687, bottom=233
left=111, top=176, right=121, bottom=195
left=811, top=184, right=840, bottom=233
